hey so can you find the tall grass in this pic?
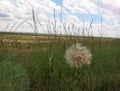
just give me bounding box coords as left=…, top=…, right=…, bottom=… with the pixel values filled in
left=0, top=33, right=120, bottom=91
left=0, top=8, right=120, bottom=91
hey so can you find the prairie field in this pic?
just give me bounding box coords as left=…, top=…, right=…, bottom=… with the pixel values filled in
left=0, top=33, right=120, bottom=91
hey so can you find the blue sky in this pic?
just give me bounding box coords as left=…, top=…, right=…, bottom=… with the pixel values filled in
left=51, top=0, right=63, bottom=6
left=51, top=0, right=102, bottom=23
left=0, top=0, right=120, bottom=38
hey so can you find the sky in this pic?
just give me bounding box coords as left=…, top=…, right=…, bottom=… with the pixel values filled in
left=0, top=0, right=120, bottom=38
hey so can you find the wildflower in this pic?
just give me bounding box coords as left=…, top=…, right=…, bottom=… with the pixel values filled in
left=64, top=43, right=92, bottom=68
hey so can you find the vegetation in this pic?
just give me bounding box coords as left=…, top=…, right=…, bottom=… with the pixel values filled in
left=0, top=61, right=29, bottom=91
left=0, top=33, right=120, bottom=91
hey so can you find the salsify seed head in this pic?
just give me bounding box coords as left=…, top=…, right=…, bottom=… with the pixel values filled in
left=64, top=43, right=92, bottom=68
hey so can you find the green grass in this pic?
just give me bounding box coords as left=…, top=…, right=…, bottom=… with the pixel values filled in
left=0, top=34, right=120, bottom=91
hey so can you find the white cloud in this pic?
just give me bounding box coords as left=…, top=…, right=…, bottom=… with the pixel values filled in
left=63, top=0, right=99, bottom=14
left=63, top=0, right=120, bottom=37
left=65, top=15, right=80, bottom=23
left=92, top=0, right=120, bottom=21
left=0, top=0, right=120, bottom=38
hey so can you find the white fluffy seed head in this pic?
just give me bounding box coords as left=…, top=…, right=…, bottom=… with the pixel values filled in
left=64, top=43, right=92, bottom=68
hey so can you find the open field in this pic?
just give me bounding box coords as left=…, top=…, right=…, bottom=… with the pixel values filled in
left=0, top=33, right=118, bottom=43
left=0, top=33, right=120, bottom=91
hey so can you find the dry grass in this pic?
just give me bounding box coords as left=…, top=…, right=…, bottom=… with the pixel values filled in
left=0, top=33, right=120, bottom=91
left=0, top=33, right=119, bottom=44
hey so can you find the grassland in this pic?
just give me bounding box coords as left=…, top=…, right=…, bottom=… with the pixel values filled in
left=0, top=33, right=120, bottom=91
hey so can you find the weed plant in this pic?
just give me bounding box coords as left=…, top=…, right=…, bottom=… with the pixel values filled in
left=0, top=9, right=120, bottom=91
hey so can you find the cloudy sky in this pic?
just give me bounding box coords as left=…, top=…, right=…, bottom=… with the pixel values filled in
left=0, top=0, right=120, bottom=38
